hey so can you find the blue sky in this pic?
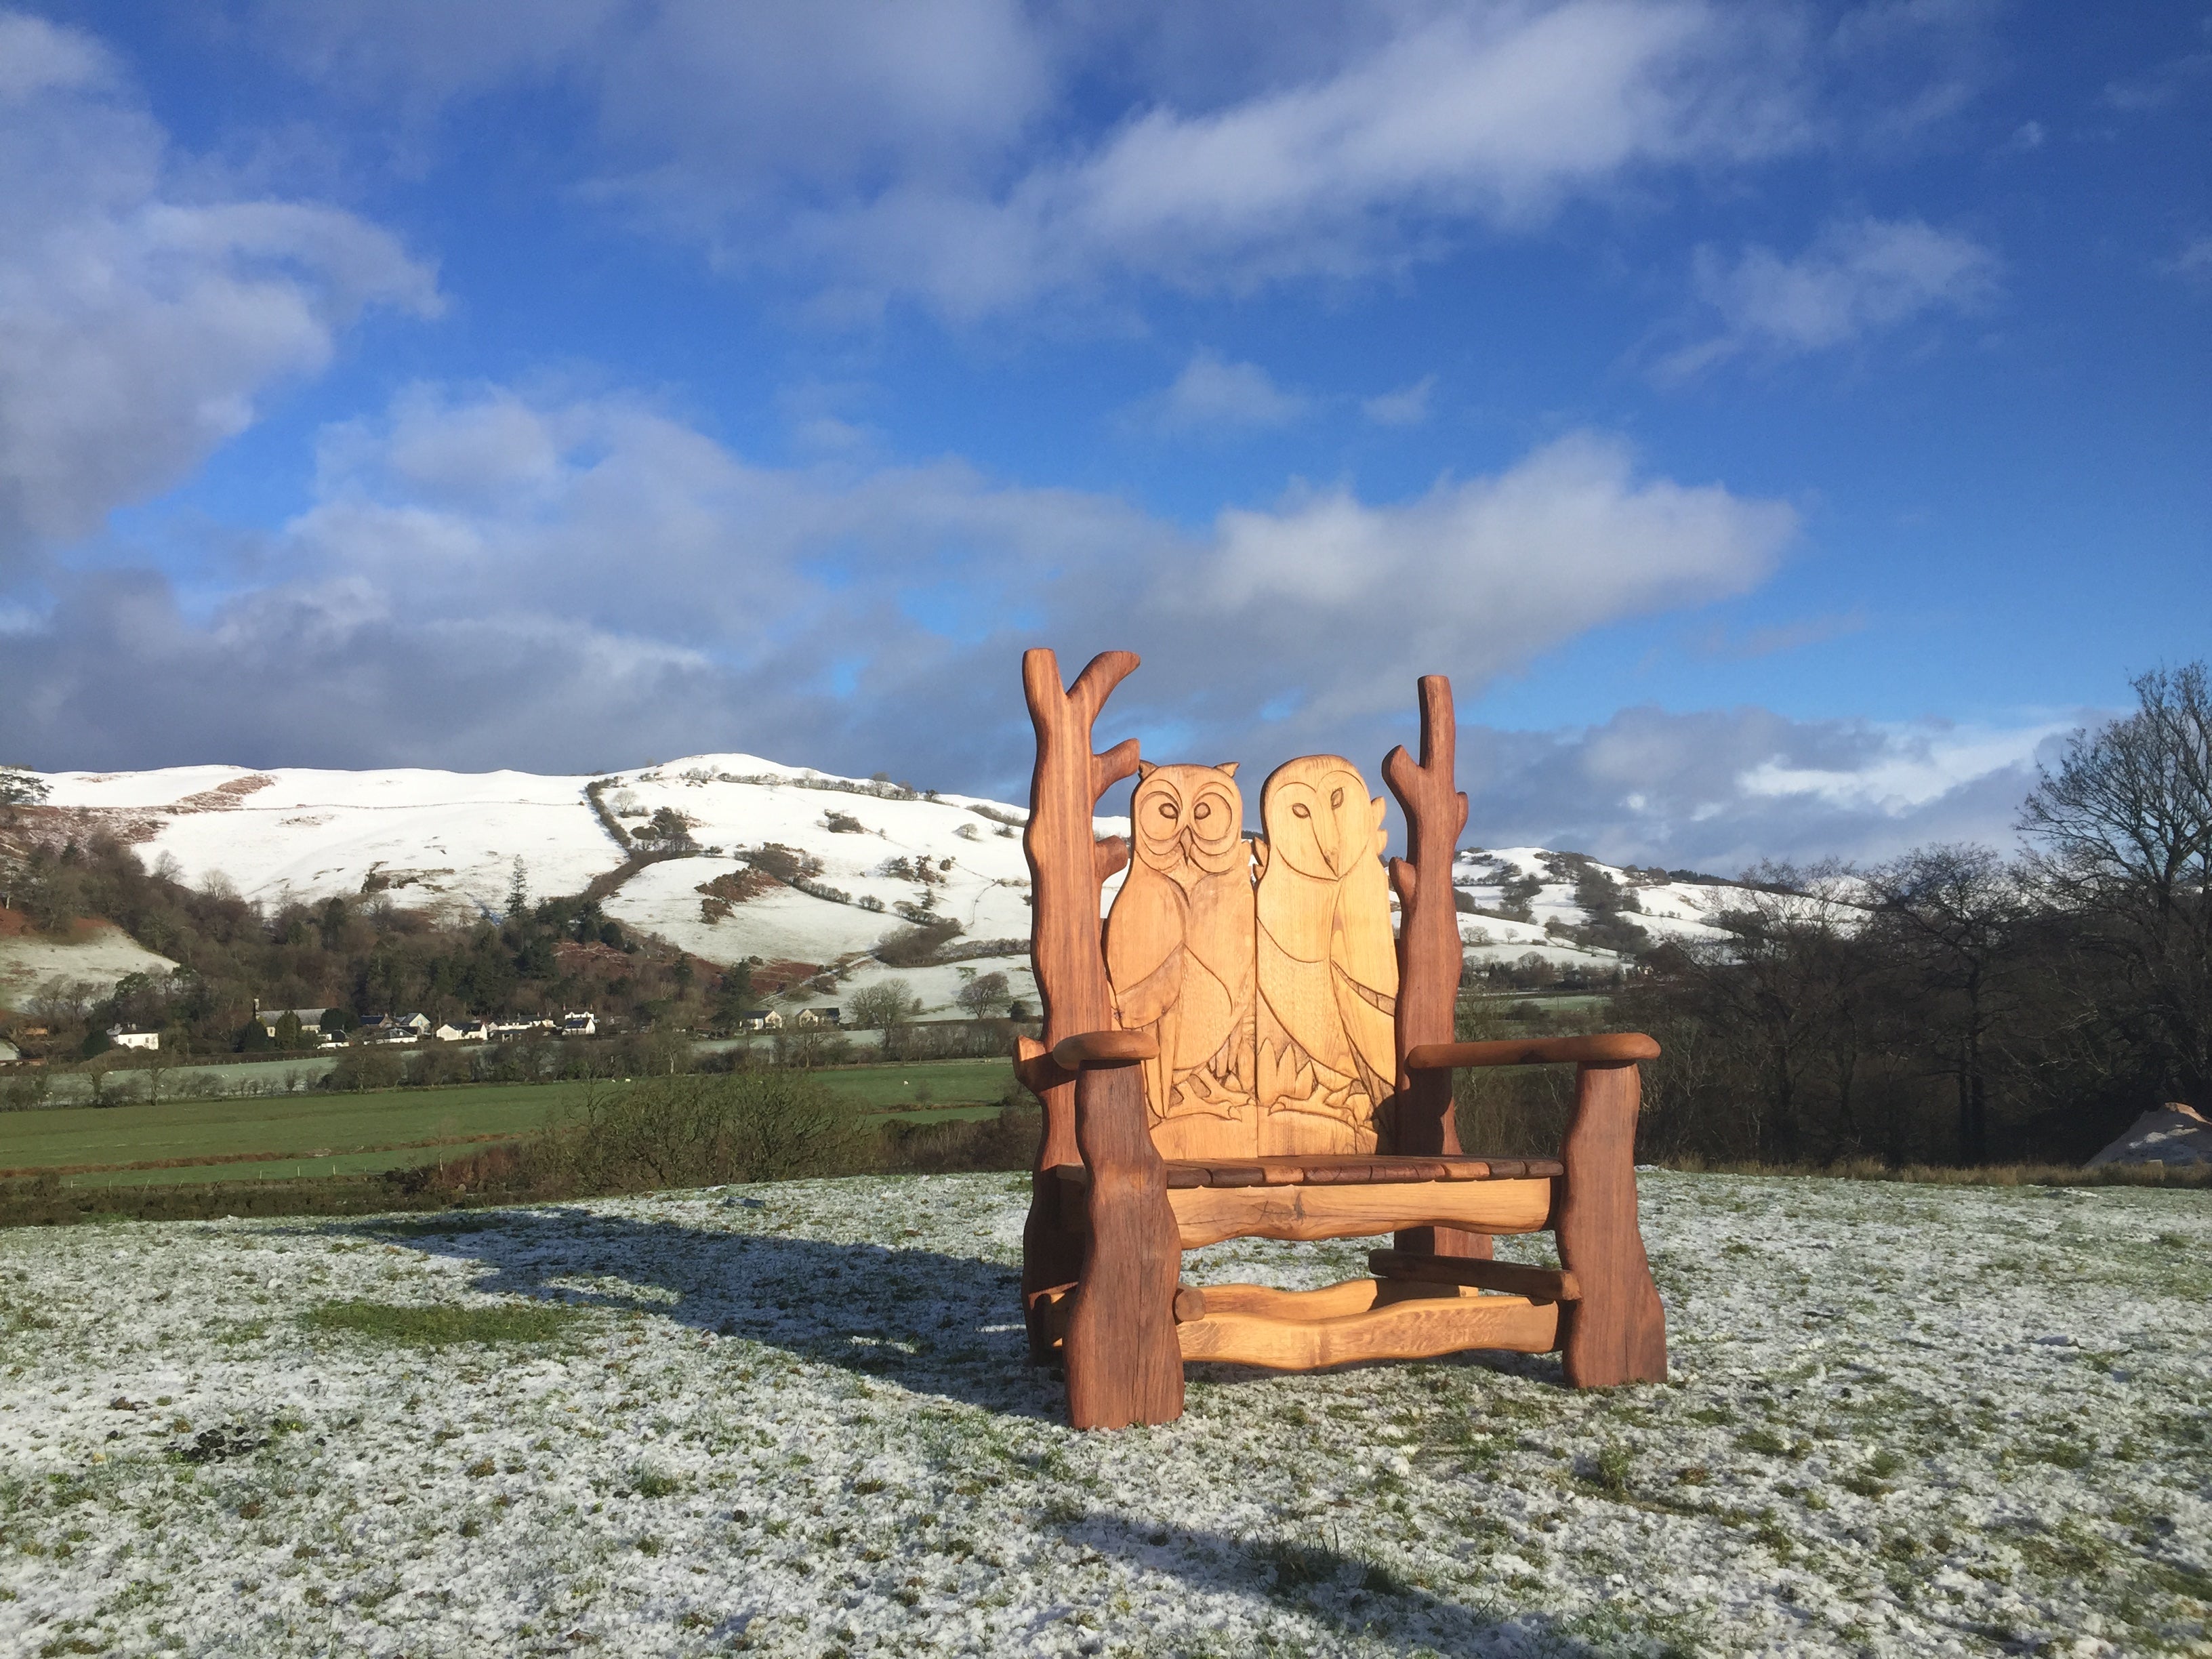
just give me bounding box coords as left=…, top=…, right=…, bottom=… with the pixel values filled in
left=1, top=2, right=2205, bottom=869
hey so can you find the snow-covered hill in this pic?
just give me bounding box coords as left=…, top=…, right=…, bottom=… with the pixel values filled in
left=20, top=757, right=1749, bottom=1013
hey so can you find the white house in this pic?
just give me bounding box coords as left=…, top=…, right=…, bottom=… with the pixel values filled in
left=108, top=1027, right=161, bottom=1052
left=794, top=1006, right=842, bottom=1028
left=433, top=1023, right=470, bottom=1043
left=561, top=1012, right=598, bottom=1038
left=735, top=1009, right=783, bottom=1031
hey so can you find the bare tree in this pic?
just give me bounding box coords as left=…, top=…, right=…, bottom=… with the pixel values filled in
left=1664, top=861, right=1885, bottom=1160
left=2021, top=662, right=2212, bottom=1107
left=956, top=970, right=1011, bottom=1019
left=1861, top=844, right=2028, bottom=1162
left=848, top=979, right=919, bottom=1030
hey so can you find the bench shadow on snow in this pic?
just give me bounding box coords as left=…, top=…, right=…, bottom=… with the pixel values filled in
left=1071, top=1509, right=1652, bottom=1659
left=345, top=1206, right=1617, bottom=1651
left=345, top=1202, right=1067, bottom=1418
left=348, top=1201, right=1568, bottom=1413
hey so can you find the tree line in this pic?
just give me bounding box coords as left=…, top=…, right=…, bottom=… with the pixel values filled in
left=1460, top=663, right=2210, bottom=1167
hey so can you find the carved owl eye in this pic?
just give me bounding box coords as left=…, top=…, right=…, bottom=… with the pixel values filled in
left=1155, top=799, right=1179, bottom=821
left=1192, top=800, right=1211, bottom=821
left=1330, top=787, right=1344, bottom=807
left=1292, top=803, right=1311, bottom=819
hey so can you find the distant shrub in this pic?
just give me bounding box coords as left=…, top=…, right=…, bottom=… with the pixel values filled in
left=881, top=1107, right=1039, bottom=1174
left=522, top=1071, right=874, bottom=1194
left=874, top=920, right=963, bottom=966
left=325, top=1047, right=405, bottom=1092
left=742, top=844, right=821, bottom=883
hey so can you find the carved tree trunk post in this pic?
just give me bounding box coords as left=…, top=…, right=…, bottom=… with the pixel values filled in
left=1555, top=1061, right=1668, bottom=1386
left=1017, top=648, right=1183, bottom=1427
left=1381, top=676, right=1487, bottom=1260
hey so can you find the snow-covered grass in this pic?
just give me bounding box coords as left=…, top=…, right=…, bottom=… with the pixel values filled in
left=4, top=1175, right=2208, bottom=1656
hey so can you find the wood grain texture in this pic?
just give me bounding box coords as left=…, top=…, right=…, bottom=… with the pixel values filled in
left=1197, top=1277, right=1470, bottom=1320
left=1380, top=676, right=1483, bottom=1263
left=1368, top=1248, right=1581, bottom=1302
left=1106, top=761, right=1258, bottom=1161
left=1177, top=1292, right=1559, bottom=1370
left=1382, top=674, right=1468, bottom=1163
left=1019, top=647, right=1183, bottom=1427
left=1167, top=1176, right=1552, bottom=1248
left=1406, top=1033, right=1660, bottom=1070
left=1050, top=1029, right=1159, bottom=1071
left=1555, top=1061, right=1668, bottom=1387
left=1015, top=1036, right=1081, bottom=1359
left=1253, top=756, right=1397, bottom=1154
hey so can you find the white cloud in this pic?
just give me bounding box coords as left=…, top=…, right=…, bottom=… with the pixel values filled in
left=1152, top=351, right=1309, bottom=431
left=1455, top=703, right=2078, bottom=869
left=1361, top=374, right=1435, bottom=426
left=1660, top=215, right=1998, bottom=377
left=1187, top=432, right=1795, bottom=718
left=261, top=0, right=1829, bottom=319
left=0, top=10, right=439, bottom=575
left=799, top=1, right=1814, bottom=315
left=1, top=386, right=1795, bottom=792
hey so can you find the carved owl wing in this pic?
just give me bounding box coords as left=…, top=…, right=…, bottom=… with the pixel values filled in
left=1104, top=857, right=1187, bottom=1030
left=1329, top=794, right=1399, bottom=1096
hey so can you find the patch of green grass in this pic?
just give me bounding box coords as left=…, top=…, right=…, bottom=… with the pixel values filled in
left=301, top=1298, right=579, bottom=1347
left=1, top=1082, right=594, bottom=1184
left=814, top=1060, right=1015, bottom=1111
left=1586, top=1445, right=1634, bottom=1498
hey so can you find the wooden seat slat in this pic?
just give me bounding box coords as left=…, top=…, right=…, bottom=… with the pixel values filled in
left=1052, top=1153, right=1561, bottom=1190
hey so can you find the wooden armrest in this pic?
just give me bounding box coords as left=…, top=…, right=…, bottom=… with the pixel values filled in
left=1050, top=1029, right=1159, bottom=1071
left=1404, top=1032, right=1660, bottom=1070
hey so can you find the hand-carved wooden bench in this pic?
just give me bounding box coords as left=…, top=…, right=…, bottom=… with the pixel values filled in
left=1014, top=648, right=1666, bottom=1429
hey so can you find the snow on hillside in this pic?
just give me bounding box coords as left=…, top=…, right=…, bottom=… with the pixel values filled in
left=26, top=757, right=1765, bottom=1013
left=35, top=764, right=617, bottom=919
left=0, top=922, right=176, bottom=1012
left=1450, top=846, right=1736, bottom=973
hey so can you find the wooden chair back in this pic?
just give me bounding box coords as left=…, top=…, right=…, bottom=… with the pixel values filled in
left=1104, top=754, right=1399, bottom=1160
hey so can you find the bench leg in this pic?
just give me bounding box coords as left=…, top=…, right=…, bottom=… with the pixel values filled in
left=1020, top=1179, right=1084, bottom=1364
left=1063, top=1064, right=1183, bottom=1429
left=1555, top=1061, right=1667, bottom=1387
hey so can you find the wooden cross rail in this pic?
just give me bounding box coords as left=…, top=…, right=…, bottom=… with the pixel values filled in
left=1369, top=1248, right=1581, bottom=1303
left=1050, top=1030, right=1158, bottom=1071
left=1404, top=1033, right=1660, bottom=1070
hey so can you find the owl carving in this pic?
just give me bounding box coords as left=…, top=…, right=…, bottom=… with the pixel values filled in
left=1105, top=760, right=1256, bottom=1127
left=1253, top=754, right=1398, bottom=1143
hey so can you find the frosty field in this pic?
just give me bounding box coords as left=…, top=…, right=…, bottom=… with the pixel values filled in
left=2, top=1173, right=2207, bottom=1658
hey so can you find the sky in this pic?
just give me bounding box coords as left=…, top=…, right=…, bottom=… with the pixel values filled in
left=0, top=1, right=2205, bottom=873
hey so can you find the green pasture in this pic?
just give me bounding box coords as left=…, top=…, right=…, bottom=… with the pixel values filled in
left=1, top=1059, right=1017, bottom=1188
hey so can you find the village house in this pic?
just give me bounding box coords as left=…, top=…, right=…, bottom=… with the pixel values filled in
left=794, top=1006, right=841, bottom=1028
left=253, top=1006, right=327, bottom=1036
left=106, top=1027, right=161, bottom=1051
left=561, top=1012, right=598, bottom=1037
left=734, top=1009, right=783, bottom=1031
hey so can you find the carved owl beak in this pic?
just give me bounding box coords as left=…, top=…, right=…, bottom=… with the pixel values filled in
left=1315, top=817, right=1341, bottom=875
